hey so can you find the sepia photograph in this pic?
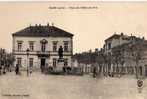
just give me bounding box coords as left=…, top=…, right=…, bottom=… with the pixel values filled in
left=0, top=1, right=147, bottom=99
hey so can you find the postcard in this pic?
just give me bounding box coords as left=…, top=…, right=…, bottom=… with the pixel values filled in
left=0, top=1, right=147, bottom=99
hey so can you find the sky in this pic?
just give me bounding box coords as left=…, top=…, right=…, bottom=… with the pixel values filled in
left=0, top=2, right=147, bottom=53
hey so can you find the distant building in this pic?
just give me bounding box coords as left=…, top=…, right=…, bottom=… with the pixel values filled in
left=104, top=33, right=140, bottom=54
left=12, top=23, right=74, bottom=70
left=103, top=33, right=147, bottom=77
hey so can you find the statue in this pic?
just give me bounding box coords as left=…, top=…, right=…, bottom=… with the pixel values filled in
left=58, top=46, right=63, bottom=59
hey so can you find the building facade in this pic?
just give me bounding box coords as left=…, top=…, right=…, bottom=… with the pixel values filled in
left=103, top=33, right=147, bottom=77
left=104, top=33, right=132, bottom=54
left=12, top=24, right=74, bottom=70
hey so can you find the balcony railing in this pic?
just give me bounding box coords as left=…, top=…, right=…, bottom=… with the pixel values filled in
left=13, top=50, right=72, bottom=56
left=37, top=51, right=50, bottom=54
left=37, top=51, right=50, bottom=57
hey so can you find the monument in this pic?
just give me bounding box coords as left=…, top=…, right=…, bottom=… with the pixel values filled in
left=58, top=46, right=64, bottom=62
left=54, top=46, right=65, bottom=72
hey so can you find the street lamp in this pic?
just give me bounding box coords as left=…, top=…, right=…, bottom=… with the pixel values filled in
left=26, top=48, right=30, bottom=76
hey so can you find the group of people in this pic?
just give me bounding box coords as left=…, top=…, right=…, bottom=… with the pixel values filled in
left=0, top=64, right=33, bottom=76
left=0, top=64, right=12, bottom=75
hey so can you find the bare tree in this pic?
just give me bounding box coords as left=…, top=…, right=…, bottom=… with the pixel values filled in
left=129, top=40, right=145, bottom=78
left=96, top=49, right=105, bottom=75
left=111, top=45, right=125, bottom=76
left=0, top=48, right=15, bottom=73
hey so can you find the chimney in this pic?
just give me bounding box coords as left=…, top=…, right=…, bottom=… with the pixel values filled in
left=47, top=23, right=49, bottom=27
left=121, top=32, right=124, bottom=36
left=142, top=36, right=145, bottom=40
left=29, top=24, right=32, bottom=28
left=29, top=24, right=32, bottom=31
left=35, top=24, right=37, bottom=27
left=131, top=33, right=132, bottom=37
left=89, top=49, right=92, bottom=53
left=52, top=22, right=54, bottom=26
left=95, top=48, right=98, bottom=52
left=39, top=24, right=41, bottom=26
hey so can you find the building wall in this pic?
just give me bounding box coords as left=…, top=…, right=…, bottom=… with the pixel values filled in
left=14, top=54, right=40, bottom=69
left=103, top=34, right=147, bottom=77
left=105, top=36, right=130, bottom=54
left=13, top=36, right=73, bottom=69
left=13, top=36, right=72, bottom=52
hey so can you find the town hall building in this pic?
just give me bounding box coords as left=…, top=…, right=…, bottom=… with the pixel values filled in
left=12, top=23, right=74, bottom=70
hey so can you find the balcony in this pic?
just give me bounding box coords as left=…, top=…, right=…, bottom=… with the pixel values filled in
left=37, top=51, right=50, bottom=57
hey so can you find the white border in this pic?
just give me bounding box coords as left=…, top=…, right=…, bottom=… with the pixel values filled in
left=0, top=0, right=147, bottom=2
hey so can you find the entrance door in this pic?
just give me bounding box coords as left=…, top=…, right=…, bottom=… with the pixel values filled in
left=40, top=58, right=46, bottom=70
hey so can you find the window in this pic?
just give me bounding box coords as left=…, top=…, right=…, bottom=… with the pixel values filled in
left=29, top=58, right=33, bottom=67
left=64, top=41, right=69, bottom=52
left=53, top=58, right=56, bottom=67
left=29, top=41, right=34, bottom=51
left=53, top=41, right=58, bottom=52
left=41, top=43, right=46, bottom=52
left=64, top=59, right=68, bottom=66
left=108, top=43, right=111, bottom=50
left=17, top=41, right=23, bottom=51
left=40, top=39, right=47, bottom=52
left=17, top=57, right=22, bottom=66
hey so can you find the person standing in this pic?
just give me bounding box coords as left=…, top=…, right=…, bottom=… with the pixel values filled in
left=0, top=65, right=2, bottom=75
left=93, top=66, right=97, bottom=78
left=29, top=66, right=33, bottom=74
left=15, top=64, right=19, bottom=75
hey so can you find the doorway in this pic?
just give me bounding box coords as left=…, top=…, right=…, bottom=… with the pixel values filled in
left=40, top=58, right=46, bottom=71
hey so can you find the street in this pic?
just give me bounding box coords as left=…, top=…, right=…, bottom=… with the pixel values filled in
left=0, top=72, right=146, bottom=99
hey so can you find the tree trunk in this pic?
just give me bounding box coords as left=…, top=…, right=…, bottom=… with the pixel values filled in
left=116, top=63, right=119, bottom=74
left=135, top=65, right=138, bottom=79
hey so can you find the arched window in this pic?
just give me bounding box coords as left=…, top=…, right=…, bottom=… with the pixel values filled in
left=40, top=39, right=48, bottom=52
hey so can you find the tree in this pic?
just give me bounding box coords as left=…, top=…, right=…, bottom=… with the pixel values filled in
left=0, top=48, right=15, bottom=73
left=128, top=40, right=145, bottom=78
left=96, top=49, right=105, bottom=75
left=6, top=53, right=15, bottom=71
left=111, top=45, right=125, bottom=76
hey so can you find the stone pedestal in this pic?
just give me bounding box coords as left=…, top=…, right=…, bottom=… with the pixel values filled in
left=54, top=58, right=65, bottom=72
left=55, top=62, right=64, bottom=72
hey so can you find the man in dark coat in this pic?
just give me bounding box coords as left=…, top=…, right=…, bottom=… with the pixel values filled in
left=15, top=64, right=19, bottom=75
left=93, top=66, right=97, bottom=78
left=0, top=65, right=2, bottom=75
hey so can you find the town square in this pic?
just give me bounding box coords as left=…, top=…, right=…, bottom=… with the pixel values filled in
left=0, top=2, right=147, bottom=99
left=0, top=71, right=146, bottom=99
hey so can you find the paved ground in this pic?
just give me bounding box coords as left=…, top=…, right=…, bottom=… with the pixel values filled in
left=0, top=71, right=146, bottom=99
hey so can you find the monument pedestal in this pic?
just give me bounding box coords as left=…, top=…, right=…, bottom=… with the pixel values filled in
left=55, top=62, right=64, bottom=72
left=54, top=58, right=65, bottom=72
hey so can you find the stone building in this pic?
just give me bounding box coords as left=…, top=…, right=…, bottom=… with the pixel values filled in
left=103, top=33, right=147, bottom=77
left=12, top=24, right=74, bottom=70
left=104, top=33, right=133, bottom=54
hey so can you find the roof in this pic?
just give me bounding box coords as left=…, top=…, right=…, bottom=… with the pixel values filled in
left=105, top=34, right=121, bottom=42
left=12, top=25, right=74, bottom=37
left=105, top=33, right=141, bottom=42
